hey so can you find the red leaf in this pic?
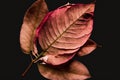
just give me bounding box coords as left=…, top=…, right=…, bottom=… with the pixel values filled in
left=35, top=3, right=95, bottom=65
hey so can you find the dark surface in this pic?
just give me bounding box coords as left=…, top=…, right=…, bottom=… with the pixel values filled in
left=0, top=0, right=119, bottom=80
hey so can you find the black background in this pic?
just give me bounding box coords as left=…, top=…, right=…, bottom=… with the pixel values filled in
left=0, top=0, right=119, bottom=80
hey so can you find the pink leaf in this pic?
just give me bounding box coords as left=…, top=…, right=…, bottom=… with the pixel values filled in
left=36, top=3, right=95, bottom=65
left=20, top=0, right=48, bottom=54
left=38, top=60, right=91, bottom=80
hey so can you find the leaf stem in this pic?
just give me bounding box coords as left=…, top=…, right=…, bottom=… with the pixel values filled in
left=22, top=60, right=34, bottom=77
left=33, top=51, right=44, bottom=63
left=21, top=52, right=44, bottom=77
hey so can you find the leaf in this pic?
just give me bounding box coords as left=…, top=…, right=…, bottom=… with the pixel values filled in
left=20, top=0, right=48, bottom=54
left=37, top=60, right=91, bottom=80
left=36, top=3, right=95, bottom=65
left=78, top=39, right=97, bottom=56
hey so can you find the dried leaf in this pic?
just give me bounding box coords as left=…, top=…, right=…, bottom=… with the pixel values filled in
left=78, top=39, right=97, bottom=56
left=20, top=0, right=48, bottom=54
left=36, top=3, right=95, bottom=65
left=38, top=60, right=91, bottom=80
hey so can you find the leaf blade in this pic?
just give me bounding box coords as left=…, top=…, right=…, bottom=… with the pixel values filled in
left=36, top=3, right=95, bottom=65
left=37, top=60, right=91, bottom=80
left=20, top=0, right=48, bottom=54
left=78, top=39, right=97, bottom=56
